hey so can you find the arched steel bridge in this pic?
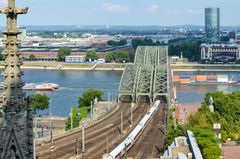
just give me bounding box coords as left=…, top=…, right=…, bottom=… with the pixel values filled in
left=118, top=46, right=169, bottom=103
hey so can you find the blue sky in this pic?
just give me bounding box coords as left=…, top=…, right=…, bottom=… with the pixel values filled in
left=0, top=0, right=239, bottom=26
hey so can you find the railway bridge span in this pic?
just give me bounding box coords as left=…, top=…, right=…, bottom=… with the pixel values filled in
left=118, top=46, right=169, bottom=103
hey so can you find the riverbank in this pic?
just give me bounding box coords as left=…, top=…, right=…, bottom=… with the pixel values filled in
left=0, top=61, right=126, bottom=71
left=172, top=63, right=240, bottom=72
left=173, top=69, right=240, bottom=72
left=2, top=61, right=240, bottom=72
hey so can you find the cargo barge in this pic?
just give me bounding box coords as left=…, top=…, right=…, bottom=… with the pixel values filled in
left=172, top=75, right=238, bottom=85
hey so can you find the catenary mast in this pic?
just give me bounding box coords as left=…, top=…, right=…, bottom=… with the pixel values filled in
left=0, top=0, right=33, bottom=158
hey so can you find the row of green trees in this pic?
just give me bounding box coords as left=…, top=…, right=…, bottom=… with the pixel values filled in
left=57, top=48, right=99, bottom=62
left=105, top=51, right=134, bottom=63
left=131, top=38, right=164, bottom=50
left=107, top=39, right=127, bottom=46
left=168, top=39, right=203, bottom=61
left=57, top=47, right=134, bottom=63
left=65, top=88, right=104, bottom=130
left=131, top=37, right=203, bottom=62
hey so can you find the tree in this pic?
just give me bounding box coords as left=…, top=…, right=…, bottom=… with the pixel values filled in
left=32, top=94, right=50, bottom=112
left=107, top=39, right=127, bottom=46
left=78, top=88, right=104, bottom=108
left=86, top=51, right=98, bottom=61
left=132, top=38, right=161, bottom=50
left=29, top=54, right=36, bottom=61
left=189, top=110, right=212, bottom=129
left=114, top=52, right=131, bottom=63
left=192, top=128, right=221, bottom=159
left=168, top=39, right=203, bottom=61
left=166, top=124, right=189, bottom=145
left=105, top=51, right=134, bottom=63
left=203, top=91, right=240, bottom=139
left=65, top=107, right=81, bottom=130
left=105, top=52, right=115, bottom=62
left=57, top=47, right=71, bottom=61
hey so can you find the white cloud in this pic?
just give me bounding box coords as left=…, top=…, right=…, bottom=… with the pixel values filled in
left=146, top=4, right=160, bottom=15
left=102, top=3, right=129, bottom=12
left=0, top=0, right=7, bottom=5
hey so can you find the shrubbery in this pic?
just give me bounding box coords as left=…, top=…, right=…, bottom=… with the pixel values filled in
left=65, top=89, right=104, bottom=130
left=165, top=91, right=240, bottom=158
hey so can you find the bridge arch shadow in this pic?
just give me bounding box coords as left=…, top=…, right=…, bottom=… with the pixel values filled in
left=154, top=95, right=168, bottom=104
left=137, top=95, right=151, bottom=104
left=118, top=95, right=133, bottom=103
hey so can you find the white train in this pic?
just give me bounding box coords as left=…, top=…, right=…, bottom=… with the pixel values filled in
left=102, top=100, right=161, bottom=159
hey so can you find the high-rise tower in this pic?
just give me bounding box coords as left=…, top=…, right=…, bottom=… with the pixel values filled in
left=205, top=7, right=220, bottom=44
left=0, top=0, right=33, bottom=158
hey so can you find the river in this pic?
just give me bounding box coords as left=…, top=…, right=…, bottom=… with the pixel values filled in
left=0, top=69, right=122, bottom=116
left=175, top=71, right=240, bottom=104
left=1, top=70, right=240, bottom=116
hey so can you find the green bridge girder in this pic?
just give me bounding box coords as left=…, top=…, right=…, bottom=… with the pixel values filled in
left=145, top=46, right=158, bottom=65
left=157, top=46, right=168, bottom=65
left=153, top=65, right=168, bottom=101
left=134, top=46, right=147, bottom=65
left=118, top=64, right=139, bottom=102
left=118, top=46, right=169, bottom=103
left=136, top=65, right=154, bottom=102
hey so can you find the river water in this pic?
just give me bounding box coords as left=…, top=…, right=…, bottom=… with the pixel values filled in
left=0, top=69, right=122, bottom=116
left=175, top=71, right=240, bottom=104
left=1, top=70, right=239, bottom=116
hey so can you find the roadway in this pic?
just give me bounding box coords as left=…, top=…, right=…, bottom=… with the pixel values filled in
left=36, top=103, right=149, bottom=159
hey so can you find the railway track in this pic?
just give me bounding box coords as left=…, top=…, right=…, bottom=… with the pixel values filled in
left=36, top=103, right=149, bottom=159
left=86, top=103, right=148, bottom=159
left=123, top=103, right=167, bottom=159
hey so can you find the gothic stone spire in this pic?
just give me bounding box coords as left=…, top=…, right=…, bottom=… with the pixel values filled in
left=0, top=0, right=33, bottom=158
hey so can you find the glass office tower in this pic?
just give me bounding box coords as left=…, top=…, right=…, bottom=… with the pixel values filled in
left=205, top=8, right=220, bottom=44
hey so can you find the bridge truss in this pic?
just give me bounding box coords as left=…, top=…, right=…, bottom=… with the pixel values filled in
left=136, top=65, right=154, bottom=102
left=118, top=64, right=139, bottom=102
left=118, top=46, right=169, bottom=103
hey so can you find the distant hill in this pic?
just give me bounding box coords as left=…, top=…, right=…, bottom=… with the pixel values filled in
left=0, top=25, right=205, bottom=32
left=0, top=25, right=239, bottom=32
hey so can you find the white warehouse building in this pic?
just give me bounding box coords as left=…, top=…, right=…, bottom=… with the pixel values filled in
left=65, top=55, right=86, bottom=63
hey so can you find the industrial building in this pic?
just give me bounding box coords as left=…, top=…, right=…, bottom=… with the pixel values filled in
left=65, top=55, right=86, bottom=63
left=20, top=51, right=58, bottom=61
left=205, top=8, right=220, bottom=44
left=201, top=43, right=240, bottom=63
